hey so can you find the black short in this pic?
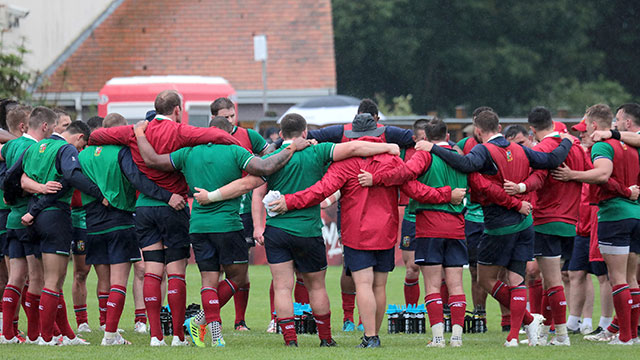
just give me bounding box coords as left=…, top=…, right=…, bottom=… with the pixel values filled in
left=598, top=219, right=640, bottom=255
left=478, top=226, right=534, bottom=267
left=263, top=225, right=327, bottom=273
left=31, top=210, right=73, bottom=255
left=590, top=261, right=608, bottom=276
left=534, top=232, right=573, bottom=258
left=240, top=212, right=256, bottom=248
left=343, top=245, right=395, bottom=273
left=465, top=220, right=485, bottom=266
left=86, top=228, right=141, bottom=265
left=414, top=238, right=468, bottom=267
left=190, top=231, right=248, bottom=271
left=0, top=209, right=9, bottom=257
left=135, top=206, right=190, bottom=250
left=7, top=228, right=40, bottom=259
left=399, top=219, right=416, bottom=251
left=71, top=227, right=88, bottom=256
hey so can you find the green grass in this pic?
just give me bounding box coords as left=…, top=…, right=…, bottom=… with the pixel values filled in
left=1, top=264, right=636, bottom=359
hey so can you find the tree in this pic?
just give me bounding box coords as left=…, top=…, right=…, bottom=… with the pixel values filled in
left=0, top=44, right=31, bottom=100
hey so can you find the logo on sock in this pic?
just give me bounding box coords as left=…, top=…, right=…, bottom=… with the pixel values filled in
left=208, top=299, right=219, bottom=304
left=2, top=297, right=12, bottom=302
left=168, top=289, right=177, bottom=295
left=107, top=301, right=116, bottom=308
left=144, top=297, right=158, bottom=302
left=512, top=296, right=526, bottom=301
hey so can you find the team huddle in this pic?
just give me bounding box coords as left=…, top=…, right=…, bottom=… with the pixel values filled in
left=0, top=90, right=638, bottom=349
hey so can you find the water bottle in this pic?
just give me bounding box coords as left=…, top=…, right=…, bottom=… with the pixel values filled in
left=478, top=308, right=487, bottom=333
left=443, top=305, right=451, bottom=333
left=416, top=309, right=425, bottom=334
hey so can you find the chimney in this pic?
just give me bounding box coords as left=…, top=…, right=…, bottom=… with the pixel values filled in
left=455, top=105, right=466, bottom=119
left=557, top=107, right=569, bottom=118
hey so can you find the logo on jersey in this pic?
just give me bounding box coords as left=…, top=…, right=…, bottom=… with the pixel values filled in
left=76, top=239, right=85, bottom=252
left=39, top=143, right=47, bottom=153
left=94, top=146, right=103, bottom=156
left=401, top=235, right=411, bottom=248
left=506, top=150, right=513, bottom=162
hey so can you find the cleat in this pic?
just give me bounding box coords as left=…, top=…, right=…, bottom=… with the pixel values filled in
left=77, top=322, right=92, bottom=333
left=450, top=336, right=462, bottom=347
left=38, top=338, right=58, bottom=346
left=342, top=320, right=355, bottom=332
left=62, top=335, right=90, bottom=345
left=525, top=314, right=544, bottom=346
left=580, top=325, right=593, bottom=335
left=504, top=338, right=519, bottom=347
left=101, top=333, right=131, bottom=346
left=427, top=337, right=446, bottom=348
left=584, top=329, right=616, bottom=342
left=567, top=327, right=581, bottom=335
left=320, top=338, right=338, bottom=347
left=519, top=339, right=529, bottom=345
left=150, top=336, right=167, bottom=346
left=0, top=335, right=20, bottom=344
left=266, top=319, right=277, bottom=333
left=286, top=340, right=298, bottom=347
left=25, top=336, right=43, bottom=344
left=631, top=337, right=640, bottom=345
left=357, top=323, right=364, bottom=331
left=213, top=337, right=225, bottom=348
left=608, top=337, right=633, bottom=345
left=185, top=317, right=206, bottom=348
left=100, top=324, right=124, bottom=333
left=356, top=335, right=380, bottom=348
left=549, top=336, right=571, bottom=346
left=54, top=335, right=64, bottom=345
left=134, top=321, right=147, bottom=334
left=15, top=333, right=26, bottom=343
left=234, top=320, right=250, bottom=331
left=171, top=336, right=190, bottom=346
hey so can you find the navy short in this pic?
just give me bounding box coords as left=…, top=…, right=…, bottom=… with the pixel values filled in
left=0, top=209, right=9, bottom=257
left=71, top=227, right=88, bottom=256
left=135, top=206, right=190, bottom=250
left=465, top=220, right=485, bottom=266
left=590, top=261, right=608, bottom=276
left=560, top=236, right=574, bottom=271
left=343, top=245, right=395, bottom=273
left=190, top=231, right=248, bottom=271
left=598, top=219, right=640, bottom=255
left=415, top=237, right=468, bottom=267
left=478, top=226, right=534, bottom=267
left=263, top=225, right=327, bottom=273
left=399, top=219, right=416, bottom=251
left=240, top=212, right=256, bottom=248
left=31, top=210, right=73, bottom=255
left=7, top=228, right=40, bottom=259
left=534, top=232, right=573, bottom=258
left=86, top=228, right=141, bottom=265
left=568, top=236, right=591, bottom=272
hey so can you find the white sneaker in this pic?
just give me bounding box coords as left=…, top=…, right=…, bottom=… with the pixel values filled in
left=37, top=338, right=58, bottom=346
left=524, top=314, right=544, bottom=346
left=504, top=338, right=518, bottom=347
left=0, top=335, right=19, bottom=344
left=62, top=335, right=90, bottom=346
left=608, top=337, right=633, bottom=345
left=77, top=322, right=92, bottom=333
left=171, top=336, right=190, bottom=346
left=100, top=324, right=124, bottom=333
left=632, top=337, right=640, bottom=345
left=580, top=325, right=593, bottom=335
left=450, top=335, right=462, bottom=347
left=585, top=330, right=616, bottom=342
left=150, top=337, right=167, bottom=346
left=266, top=319, right=277, bottom=333
left=25, top=336, right=43, bottom=344
left=427, top=336, right=446, bottom=348
left=101, top=333, right=131, bottom=346
left=550, top=336, right=571, bottom=346
left=134, top=321, right=147, bottom=334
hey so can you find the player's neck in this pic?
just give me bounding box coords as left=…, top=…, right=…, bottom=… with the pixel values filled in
left=535, top=128, right=554, bottom=141
left=481, top=131, right=500, bottom=143
left=27, top=130, right=43, bottom=141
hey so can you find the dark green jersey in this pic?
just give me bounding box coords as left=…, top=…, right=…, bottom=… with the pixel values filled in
left=265, top=142, right=335, bottom=237
left=170, top=144, right=254, bottom=233
left=2, top=135, right=37, bottom=229
left=238, top=127, right=269, bottom=215
left=22, top=138, right=72, bottom=207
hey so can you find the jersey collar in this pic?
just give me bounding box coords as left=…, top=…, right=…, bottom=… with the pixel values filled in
left=543, top=131, right=559, bottom=139
left=154, top=115, right=171, bottom=121
left=22, top=133, right=37, bottom=141
left=488, top=133, right=504, bottom=141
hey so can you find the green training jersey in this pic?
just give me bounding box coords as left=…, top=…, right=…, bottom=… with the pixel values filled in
left=2, top=135, right=37, bottom=229
left=265, top=142, right=335, bottom=237
left=170, top=144, right=254, bottom=234
left=22, top=138, right=72, bottom=209
left=238, top=127, right=269, bottom=215
left=71, top=207, right=87, bottom=229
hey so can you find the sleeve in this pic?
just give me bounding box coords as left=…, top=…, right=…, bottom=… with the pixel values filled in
left=456, top=138, right=468, bottom=149
left=431, top=143, right=489, bottom=173
left=315, top=143, right=336, bottom=165
left=522, top=169, right=547, bottom=193
left=27, top=179, right=72, bottom=218
left=469, top=172, right=522, bottom=210
left=57, top=145, right=104, bottom=201
left=285, top=161, right=349, bottom=210
left=384, top=126, right=415, bottom=148
left=307, top=125, right=344, bottom=143
left=233, top=146, right=256, bottom=170
left=372, top=153, right=429, bottom=186
left=88, top=125, right=133, bottom=146
left=176, top=123, right=240, bottom=146
left=590, top=142, right=614, bottom=162
left=169, top=148, right=188, bottom=171
left=247, top=129, right=268, bottom=154
left=118, top=147, right=173, bottom=203
left=602, top=177, right=633, bottom=198
left=522, top=138, right=572, bottom=169
left=400, top=180, right=451, bottom=204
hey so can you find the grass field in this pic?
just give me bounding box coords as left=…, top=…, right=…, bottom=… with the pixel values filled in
left=1, top=264, right=637, bottom=359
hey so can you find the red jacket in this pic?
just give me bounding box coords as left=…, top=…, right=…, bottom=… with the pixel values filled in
left=285, top=141, right=452, bottom=250
left=88, top=117, right=238, bottom=198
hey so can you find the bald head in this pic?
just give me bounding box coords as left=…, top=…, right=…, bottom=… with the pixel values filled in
left=103, top=113, right=127, bottom=128
left=154, top=90, right=182, bottom=116
left=209, top=115, right=233, bottom=133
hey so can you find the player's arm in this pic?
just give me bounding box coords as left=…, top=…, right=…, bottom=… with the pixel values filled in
left=592, top=130, right=640, bottom=147
left=177, top=123, right=240, bottom=146
left=551, top=158, right=613, bottom=184
left=471, top=172, right=527, bottom=212
left=0, top=128, right=17, bottom=143
left=384, top=126, right=415, bottom=148
left=307, top=125, right=343, bottom=143
left=504, top=169, right=547, bottom=195
left=134, top=124, right=174, bottom=172
left=244, top=138, right=310, bottom=177
left=57, top=145, right=105, bottom=203
left=88, top=125, right=133, bottom=146
left=361, top=153, right=428, bottom=187
left=332, top=141, right=400, bottom=161
left=400, top=180, right=456, bottom=204
left=247, top=128, right=273, bottom=156
left=22, top=179, right=72, bottom=225
left=19, top=173, right=62, bottom=195
left=251, top=183, right=268, bottom=245
left=427, top=142, right=489, bottom=173
left=521, top=136, right=572, bottom=169
left=193, top=175, right=266, bottom=205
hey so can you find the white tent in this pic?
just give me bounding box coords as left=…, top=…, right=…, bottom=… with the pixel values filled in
left=278, top=95, right=385, bottom=126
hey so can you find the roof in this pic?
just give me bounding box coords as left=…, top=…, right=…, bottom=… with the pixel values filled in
left=39, top=0, right=336, bottom=94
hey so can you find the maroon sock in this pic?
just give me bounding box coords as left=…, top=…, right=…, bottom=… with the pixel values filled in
left=143, top=273, right=163, bottom=340
left=217, top=278, right=237, bottom=308
left=501, top=314, right=511, bottom=327
left=98, top=291, right=109, bottom=326
left=53, top=321, right=61, bottom=336
left=547, top=285, right=567, bottom=325
left=234, top=283, right=250, bottom=324
left=541, top=289, right=553, bottom=325
left=314, top=312, right=332, bottom=341
left=507, top=285, right=527, bottom=341
left=2, top=285, right=21, bottom=339
left=449, top=294, right=466, bottom=328
left=167, top=274, right=186, bottom=341
left=269, top=281, right=276, bottom=320
left=201, top=287, right=221, bottom=323
left=294, top=278, right=309, bottom=304
left=607, top=316, right=619, bottom=334
left=105, top=285, right=126, bottom=333
left=40, top=288, right=60, bottom=342
left=492, top=281, right=533, bottom=325
left=25, top=291, right=41, bottom=341
left=404, top=277, right=420, bottom=305
left=20, top=283, right=28, bottom=315
left=134, top=308, right=147, bottom=324
left=425, top=293, right=444, bottom=326
left=612, top=284, right=632, bottom=342
left=528, top=279, right=543, bottom=314
left=277, top=317, right=297, bottom=343
left=56, top=293, right=76, bottom=338
left=630, top=288, right=640, bottom=338
left=341, top=291, right=355, bottom=323
left=440, top=280, right=449, bottom=305
left=74, top=304, right=88, bottom=326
